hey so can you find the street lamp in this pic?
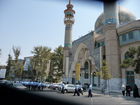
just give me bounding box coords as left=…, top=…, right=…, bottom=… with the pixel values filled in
left=72, top=71, right=75, bottom=84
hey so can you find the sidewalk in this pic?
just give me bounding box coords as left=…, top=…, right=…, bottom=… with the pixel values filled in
left=87, top=89, right=140, bottom=101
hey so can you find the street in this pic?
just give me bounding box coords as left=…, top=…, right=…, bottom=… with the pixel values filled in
left=29, top=89, right=140, bottom=105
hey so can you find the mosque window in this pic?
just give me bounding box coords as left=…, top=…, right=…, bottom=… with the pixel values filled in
left=128, top=32, right=134, bottom=40
left=84, top=72, right=89, bottom=79
left=119, top=30, right=140, bottom=45
left=95, top=41, right=105, bottom=48
left=84, top=62, right=89, bottom=79
left=122, top=35, right=127, bottom=41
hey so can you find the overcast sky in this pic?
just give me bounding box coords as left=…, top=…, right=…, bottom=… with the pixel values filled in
left=0, top=0, right=140, bottom=65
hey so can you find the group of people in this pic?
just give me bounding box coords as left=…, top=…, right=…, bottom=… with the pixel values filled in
left=73, top=84, right=83, bottom=96
left=61, top=83, right=93, bottom=97
left=73, top=84, right=93, bottom=97
left=122, top=84, right=140, bottom=98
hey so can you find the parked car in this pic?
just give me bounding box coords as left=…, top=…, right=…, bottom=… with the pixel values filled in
left=64, top=84, right=75, bottom=93
left=0, top=80, right=14, bottom=87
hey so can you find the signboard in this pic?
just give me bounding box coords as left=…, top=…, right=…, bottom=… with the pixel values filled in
left=76, top=63, right=81, bottom=81
left=0, top=69, right=6, bottom=78
left=24, top=58, right=31, bottom=71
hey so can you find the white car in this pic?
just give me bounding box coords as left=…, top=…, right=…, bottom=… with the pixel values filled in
left=64, top=84, right=75, bottom=93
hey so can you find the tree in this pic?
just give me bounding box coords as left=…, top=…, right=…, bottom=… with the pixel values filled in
left=121, top=46, right=140, bottom=74
left=47, top=46, right=63, bottom=83
left=101, top=61, right=111, bottom=80
left=134, top=46, right=140, bottom=73
left=31, top=46, right=51, bottom=81
left=6, top=54, right=12, bottom=79
left=96, top=60, right=111, bottom=94
left=12, top=46, right=24, bottom=80
left=120, top=58, right=133, bottom=72
left=12, top=46, right=21, bottom=63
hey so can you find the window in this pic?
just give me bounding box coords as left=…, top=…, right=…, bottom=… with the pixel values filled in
left=84, top=62, right=89, bottom=79
left=122, top=35, right=126, bottom=41
left=84, top=72, right=89, bottom=79
left=128, top=32, right=134, bottom=40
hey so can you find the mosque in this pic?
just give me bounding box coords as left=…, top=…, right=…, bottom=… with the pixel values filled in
left=63, top=0, right=140, bottom=92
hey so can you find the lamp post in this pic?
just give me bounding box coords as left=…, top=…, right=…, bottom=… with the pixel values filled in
left=72, top=71, right=75, bottom=84
left=90, top=72, right=93, bottom=85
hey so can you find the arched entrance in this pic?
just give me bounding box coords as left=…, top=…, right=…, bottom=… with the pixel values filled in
left=80, top=60, right=91, bottom=87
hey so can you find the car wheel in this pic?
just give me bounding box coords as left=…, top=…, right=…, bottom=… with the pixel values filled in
left=64, top=89, right=68, bottom=93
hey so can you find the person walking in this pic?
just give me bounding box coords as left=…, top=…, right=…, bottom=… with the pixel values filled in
left=126, top=85, right=132, bottom=96
left=61, top=83, right=65, bottom=94
left=73, top=85, right=80, bottom=96
left=133, top=84, right=140, bottom=98
left=121, top=84, right=126, bottom=96
left=78, top=85, right=83, bottom=95
left=88, top=84, right=93, bottom=97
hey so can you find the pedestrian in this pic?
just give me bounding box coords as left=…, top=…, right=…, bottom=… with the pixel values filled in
left=121, top=84, right=126, bottom=96
left=78, top=85, right=83, bottom=95
left=133, top=84, right=140, bottom=98
left=73, top=85, right=80, bottom=96
left=61, top=83, right=65, bottom=94
left=126, top=85, right=132, bottom=96
left=88, top=84, right=93, bottom=97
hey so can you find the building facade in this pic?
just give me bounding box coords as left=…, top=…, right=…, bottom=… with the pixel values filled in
left=63, top=1, right=140, bottom=92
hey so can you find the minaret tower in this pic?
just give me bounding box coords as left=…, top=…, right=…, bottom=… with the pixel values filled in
left=103, top=1, right=121, bottom=90
left=63, top=0, right=75, bottom=82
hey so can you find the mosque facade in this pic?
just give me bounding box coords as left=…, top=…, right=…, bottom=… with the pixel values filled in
left=63, top=1, right=140, bottom=92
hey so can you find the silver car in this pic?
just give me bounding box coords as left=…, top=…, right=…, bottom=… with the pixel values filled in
left=64, top=84, right=75, bottom=93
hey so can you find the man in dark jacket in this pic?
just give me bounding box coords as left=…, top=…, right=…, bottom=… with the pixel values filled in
left=133, top=84, right=140, bottom=98
left=126, top=85, right=132, bottom=96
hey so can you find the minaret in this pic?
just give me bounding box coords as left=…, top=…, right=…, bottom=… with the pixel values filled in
left=103, top=1, right=121, bottom=90
left=63, top=0, right=75, bottom=82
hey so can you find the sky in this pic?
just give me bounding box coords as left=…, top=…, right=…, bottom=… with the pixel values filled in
left=0, top=0, right=140, bottom=65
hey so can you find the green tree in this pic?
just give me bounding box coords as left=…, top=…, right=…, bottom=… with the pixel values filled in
left=120, top=58, right=133, bottom=71
left=100, top=60, right=111, bottom=94
left=134, top=46, right=140, bottom=73
left=101, top=60, right=111, bottom=80
left=121, top=46, right=140, bottom=74
left=12, top=46, right=24, bottom=80
left=13, top=46, right=21, bottom=63
left=31, top=46, right=51, bottom=81
left=47, top=46, right=63, bottom=83
left=6, top=54, right=12, bottom=79
left=95, top=61, right=111, bottom=94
